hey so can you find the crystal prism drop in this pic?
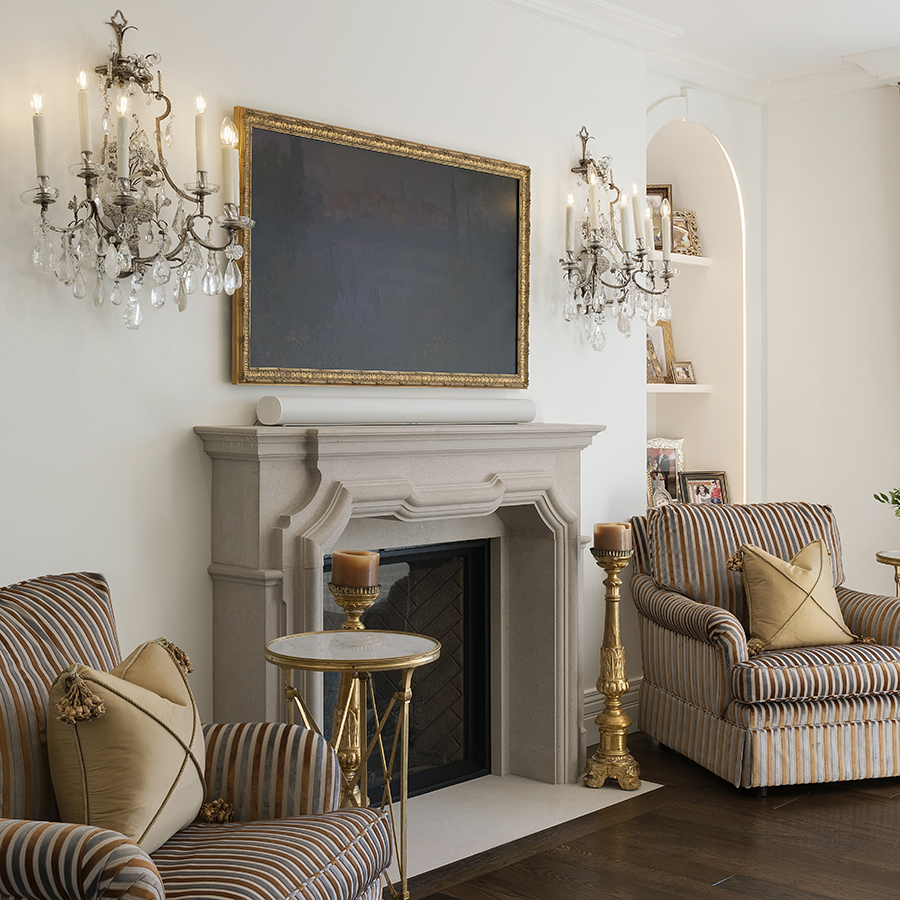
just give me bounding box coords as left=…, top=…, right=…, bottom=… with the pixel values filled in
left=617, top=314, right=631, bottom=336
left=183, top=266, right=199, bottom=295
left=56, top=253, right=76, bottom=286
left=172, top=201, right=186, bottom=235
left=110, top=282, right=123, bottom=306
left=152, top=254, right=171, bottom=284
left=118, top=245, right=132, bottom=273
left=48, top=242, right=58, bottom=273
left=150, top=284, right=166, bottom=308
left=101, top=111, right=109, bottom=136
left=201, top=265, right=216, bottom=296
left=173, top=273, right=188, bottom=311
left=124, top=297, right=143, bottom=330
left=224, top=259, right=242, bottom=295
left=188, top=243, right=203, bottom=268
left=164, top=120, right=174, bottom=148
left=92, top=274, right=104, bottom=308
left=73, top=269, right=87, bottom=300
left=104, top=245, right=120, bottom=279
left=212, top=262, right=224, bottom=295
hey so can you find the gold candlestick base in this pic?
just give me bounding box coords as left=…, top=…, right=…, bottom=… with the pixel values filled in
left=327, top=582, right=381, bottom=631
left=584, top=547, right=641, bottom=791
left=326, top=581, right=382, bottom=806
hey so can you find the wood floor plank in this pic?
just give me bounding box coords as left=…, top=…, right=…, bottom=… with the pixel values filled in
left=416, top=735, right=900, bottom=900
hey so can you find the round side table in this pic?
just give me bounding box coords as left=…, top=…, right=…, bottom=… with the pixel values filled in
left=265, top=629, right=441, bottom=900
left=876, top=550, right=900, bottom=598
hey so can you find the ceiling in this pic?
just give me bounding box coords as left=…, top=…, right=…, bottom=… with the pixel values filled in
left=607, top=0, right=900, bottom=87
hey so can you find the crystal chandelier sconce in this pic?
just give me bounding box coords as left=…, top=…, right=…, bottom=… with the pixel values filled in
left=21, top=10, right=253, bottom=330
left=559, top=127, right=676, bottom=352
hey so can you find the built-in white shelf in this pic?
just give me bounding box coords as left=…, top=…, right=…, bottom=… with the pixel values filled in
left=647, top=383, right=712, bottom=394
left=672, top=253, right=712, bottom=267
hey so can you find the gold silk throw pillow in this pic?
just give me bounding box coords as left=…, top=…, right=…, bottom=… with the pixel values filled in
left=738, top=539, right=854, bottom=654
left=47, top=638, right=204, bottom=853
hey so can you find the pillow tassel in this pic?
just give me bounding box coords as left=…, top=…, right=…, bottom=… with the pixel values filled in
left=161, top=639, right=193, bottom=674
left=55, top=665, right=106, bottom=723
left=853, top=634, right=878, bottom=646
left=747, top=637, right=766, bottom=656
left=199, top=798, right=234, bottom=823
left=727, top=549, right=744, bottom=572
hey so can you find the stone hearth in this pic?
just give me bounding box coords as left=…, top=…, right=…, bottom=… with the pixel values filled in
left=195, top=423, right=601, bottom=785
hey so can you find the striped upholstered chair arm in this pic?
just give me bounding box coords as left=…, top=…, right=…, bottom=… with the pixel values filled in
left=0, top=819, right=164, bottom=900
left=837, top=586, right=900, bottom=646
left=203, top=723, right=341, bottom=820
left=632, top=573, right=749, bottom=660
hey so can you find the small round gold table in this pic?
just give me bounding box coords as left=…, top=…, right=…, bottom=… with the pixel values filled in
left=876, top=550, right=900, bottom=598
left=265, top=629, right=441, bottom=900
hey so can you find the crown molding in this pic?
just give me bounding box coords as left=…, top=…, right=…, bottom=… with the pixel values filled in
left=491, top=0, right=681, bottom=51
left=844, top=45, right=900, bottom=83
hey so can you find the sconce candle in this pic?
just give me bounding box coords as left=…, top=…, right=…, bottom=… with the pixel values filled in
left=593, top=522, right=633, bottom=552
left=644, top=202, right=655, bottom=255
left=115, top=93, right=130, bottom=181
left=31, top=85, right=48, bottom=179
left=332, top=550, right=380, bottom=588
left=619, top=192, right=635, bottom=253
left=195, top=92, right=208, bottom=174
left=631, top=183, right=644, bottom=246
left=661, top=199, right=672, bottom=261
left=565, top=194, right=575, bottom=253
left=220, top=116, right=239, bottom=207
left=76, top=67, right=91, bottom=155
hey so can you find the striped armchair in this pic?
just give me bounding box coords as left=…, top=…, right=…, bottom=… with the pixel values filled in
left=631, top=502, right=900, bottom=790
left=0, top=572, right=391, bottom=900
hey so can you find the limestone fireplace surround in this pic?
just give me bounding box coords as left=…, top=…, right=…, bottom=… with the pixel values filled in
left=195, top=422, right=602, bottom=785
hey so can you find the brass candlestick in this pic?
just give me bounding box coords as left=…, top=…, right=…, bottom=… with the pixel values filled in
left=326, top=582, right=381, bottom=807
left=584, top=547, right=641, bottom=790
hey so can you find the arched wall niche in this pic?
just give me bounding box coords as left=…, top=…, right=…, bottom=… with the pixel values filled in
left=645, top=114, right=747, bottom=502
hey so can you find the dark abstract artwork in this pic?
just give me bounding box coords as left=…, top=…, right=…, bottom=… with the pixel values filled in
left=232, top=109, right=529, bottom=387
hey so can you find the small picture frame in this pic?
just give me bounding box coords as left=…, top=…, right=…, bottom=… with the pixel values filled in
left=647, top=185, right=673, bottom=251
left=679, top=471, right=730, bottom=506
left=647, top=437, right=685, bottom=504
left=646, top=338, right=665, bottom=383
left=672, top=210, right=702, bottom=257
left=670, top=361, right=695, bottom=384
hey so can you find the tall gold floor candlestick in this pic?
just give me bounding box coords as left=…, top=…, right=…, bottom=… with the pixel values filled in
left=584, top=548, right=641, bottom=790
left=327, top=582, right=381, bottom=807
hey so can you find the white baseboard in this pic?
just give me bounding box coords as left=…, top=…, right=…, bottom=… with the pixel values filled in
left=583, top=677, right=642, bottom=735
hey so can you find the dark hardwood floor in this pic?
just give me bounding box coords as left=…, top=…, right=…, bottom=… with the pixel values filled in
left=412, top=733, right=900, bottom=900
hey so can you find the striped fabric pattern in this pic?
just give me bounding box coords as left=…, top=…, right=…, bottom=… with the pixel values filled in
left=203, top=723, right=340, bottom=820
left=647, top=502, right=845, bottom=624
left=838, top=585, right=900, bottom=645
left=0, top=573, right=121, bottom=822
left=0, top=819, right=164, bottom=900
left=631, top=504, right=900, bottom=789
left=732, top=643, right=900, bottom=704
left=153, top=808, right=392, bottom=900
left=727, top=693, right=900, bottom=729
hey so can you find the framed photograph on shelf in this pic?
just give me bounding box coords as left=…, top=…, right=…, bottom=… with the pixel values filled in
left=232, top=107, right=531, bottom=387
left=647, top=184, right=673, bottom=251
left=646, top=318, right=675, bottom=384
left=679, top=471, right=730, bottom=506
left=672, top=210, right=702, bottom=257
left=670, top=360, right=695, bottom=384
left=647, top=437, right=685, bottom=504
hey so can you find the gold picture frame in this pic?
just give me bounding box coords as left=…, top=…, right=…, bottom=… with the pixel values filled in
left=232, top=107, right=531, bottom=387
left=672, top=209, right=703, bottom=257
left=670, top=360, right=695, bottom=384
left=646, top=318, right=675, bottom=384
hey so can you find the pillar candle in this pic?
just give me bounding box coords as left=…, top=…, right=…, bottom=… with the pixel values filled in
left=31, top=85, right=48, bottom=179
left=593, top=522, right=633, bottom=552
left=195, top=91, right=208, bottom=174
left=76, top=67, right=91, bottom=155
left=331, top=550, right=380, bottom=587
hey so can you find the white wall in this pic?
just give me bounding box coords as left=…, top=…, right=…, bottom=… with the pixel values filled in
left=0, top=0, right=650, bottom=719
left=766, top=85, right=900, bottom=593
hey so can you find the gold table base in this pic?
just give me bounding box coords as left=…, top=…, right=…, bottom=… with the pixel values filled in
left=584, top=547, right=641, bottom=791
